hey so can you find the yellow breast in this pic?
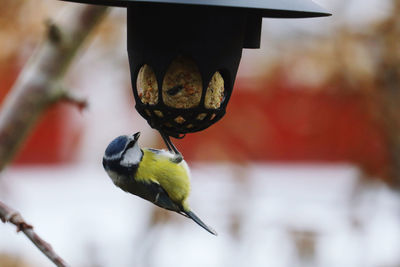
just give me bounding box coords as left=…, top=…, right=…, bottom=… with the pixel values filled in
left=135, top=149, right=191, bottom=205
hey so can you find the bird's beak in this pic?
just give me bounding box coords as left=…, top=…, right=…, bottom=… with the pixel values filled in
left=133, top=132, right=141, bottom=141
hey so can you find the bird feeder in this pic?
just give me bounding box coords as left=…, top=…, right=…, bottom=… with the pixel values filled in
left=62, top=0, right=330, bottom=141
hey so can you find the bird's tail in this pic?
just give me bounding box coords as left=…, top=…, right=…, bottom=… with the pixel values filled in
left=184, top=210, right=218, bottom=236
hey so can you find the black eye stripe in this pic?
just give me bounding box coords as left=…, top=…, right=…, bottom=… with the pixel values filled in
left=126, top=140, right=135, bottom=149
left=122, top=139, right=136, bottom=156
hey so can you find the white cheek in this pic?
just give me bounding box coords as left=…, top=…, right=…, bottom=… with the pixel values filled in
left=121, top=143, right=142, bottom=166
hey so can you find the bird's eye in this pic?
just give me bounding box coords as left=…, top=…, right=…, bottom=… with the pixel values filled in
left=105, top=136, right=129, bottom=157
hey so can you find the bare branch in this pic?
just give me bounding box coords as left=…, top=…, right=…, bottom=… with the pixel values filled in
left=46, top=19, right=64, bottom=45
left=50, top=86, right=89, bottom=111
left=0, top=4, right=108, bottom=172
left=60, top=91, right=88, bottom=112
left=0, top=200, right=69, bottom=267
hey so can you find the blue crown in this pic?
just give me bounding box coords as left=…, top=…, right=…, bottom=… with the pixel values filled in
left=105, top=136, right=129, bottom=157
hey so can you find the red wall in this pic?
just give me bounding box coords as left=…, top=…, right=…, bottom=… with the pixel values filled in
left=179, top=76, right=388, bottom=176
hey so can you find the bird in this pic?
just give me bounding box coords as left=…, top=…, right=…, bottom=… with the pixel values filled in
left=102, top=132, right=217, bottom=235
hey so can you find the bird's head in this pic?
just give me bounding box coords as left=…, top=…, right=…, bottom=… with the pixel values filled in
left=102, top=132, right=142, bottom=174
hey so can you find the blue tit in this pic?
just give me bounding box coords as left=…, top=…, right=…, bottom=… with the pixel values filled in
left=102, top=132, right=217, bottom=235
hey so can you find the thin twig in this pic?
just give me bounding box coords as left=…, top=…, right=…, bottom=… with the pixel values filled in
left=0, top=200, right=69, bottom=267
left=61, top=92, right=88, bottom=112
left=51, top=87, right=89, bottom=112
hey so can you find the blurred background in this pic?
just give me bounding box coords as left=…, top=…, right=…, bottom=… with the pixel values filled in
left=1, top=0, right=400, bottom=266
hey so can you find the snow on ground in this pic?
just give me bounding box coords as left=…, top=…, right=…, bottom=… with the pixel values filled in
left=0, top=163, right=399, bottom=267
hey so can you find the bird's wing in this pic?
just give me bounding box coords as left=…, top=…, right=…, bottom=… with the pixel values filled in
left=146, top=180, right=182, bottom=212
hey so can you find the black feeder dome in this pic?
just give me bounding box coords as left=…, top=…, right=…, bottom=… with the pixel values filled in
left=62, top=0, right=330, bottom=139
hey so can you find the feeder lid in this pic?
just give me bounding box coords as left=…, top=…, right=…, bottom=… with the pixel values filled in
left=61, top=0, right=331, bottom=18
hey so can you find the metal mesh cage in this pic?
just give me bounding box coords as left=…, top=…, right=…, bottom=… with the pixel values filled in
left=128, top=3, right=247, bottom=137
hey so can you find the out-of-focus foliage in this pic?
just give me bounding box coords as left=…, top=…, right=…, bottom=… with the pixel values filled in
left=0, top=0, right=51, bottom=101
left=268, top=1, right=400, bottom=187
left=278, top=0, right=400, bottom=187
left=0, top=253, right=31, bottom=267
left=0, top=0, right=125, bottom=71
left=0, top=0, right=62, bottom=67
